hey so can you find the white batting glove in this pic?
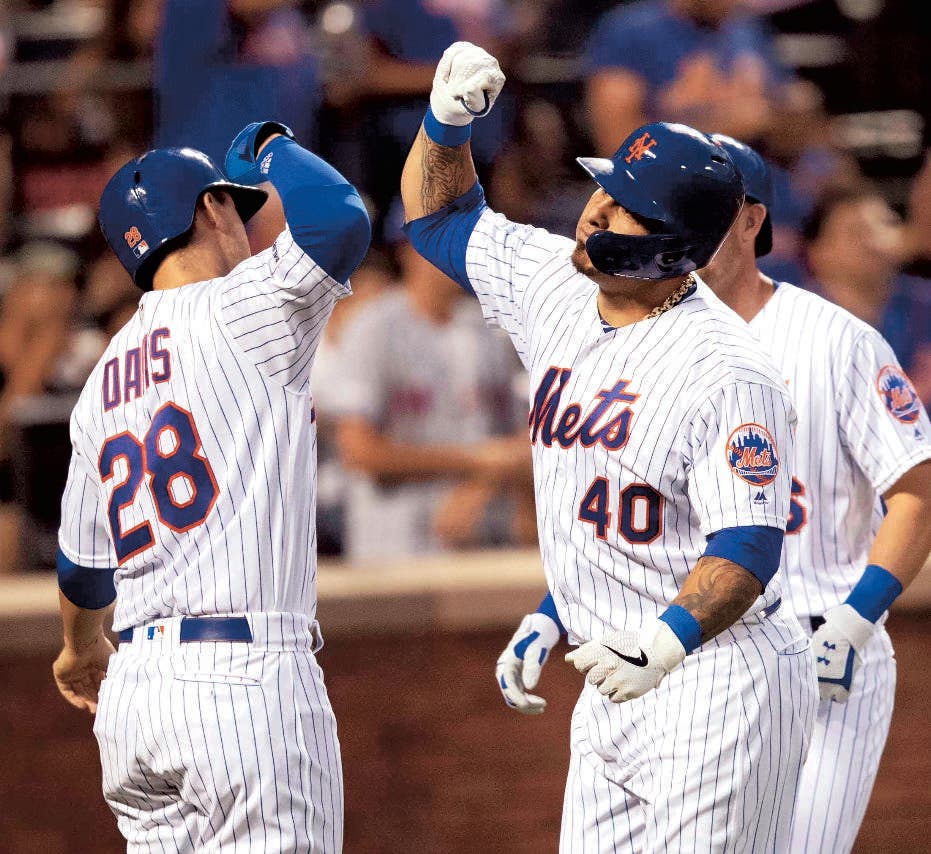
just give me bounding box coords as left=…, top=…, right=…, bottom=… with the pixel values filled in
left=565, top=621, right=686, bottom=704
left=430, top=41, right=506, bottom=126
left=811, top=604, right=875, bottom=702
left=495, top=612, right=562, bottom=715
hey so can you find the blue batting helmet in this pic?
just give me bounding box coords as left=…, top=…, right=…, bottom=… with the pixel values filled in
left=709, top=133, right=773, bottom=257
left=577, top=122, right=745, bottom=279
left=98, top=147, right=268, bottom=290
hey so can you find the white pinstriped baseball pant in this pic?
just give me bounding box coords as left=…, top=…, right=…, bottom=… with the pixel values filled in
left=93, top=613, right=343, bottom=853
left=559, top=613, right=817, bottom=853
left=789, top=625, right=895, bottom=854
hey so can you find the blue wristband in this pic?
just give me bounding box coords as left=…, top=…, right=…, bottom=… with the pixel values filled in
left=535, top=592, right=566, bottom=636
left=845, top=564, right=902, bottom=623
left=423, top=107, right=472, bottom=147
left=658, top=605, right=703, bottom=654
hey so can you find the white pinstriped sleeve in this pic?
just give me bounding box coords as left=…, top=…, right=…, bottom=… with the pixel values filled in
left=219, top=227, right=351, bottom=391
left=686, top=381, right=796, bottom=535
left=58, top=420, right=115, bottom=569
left=836, top=329, right=931, bottom=494
left=464, top=209, right=566, bottom=365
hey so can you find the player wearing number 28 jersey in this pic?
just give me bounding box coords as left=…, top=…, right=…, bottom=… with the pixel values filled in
left=52, top=122, right=370, bottom=852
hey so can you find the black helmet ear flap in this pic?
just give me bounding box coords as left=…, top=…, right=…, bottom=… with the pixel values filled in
left=585, top=231, right=708, bottom=279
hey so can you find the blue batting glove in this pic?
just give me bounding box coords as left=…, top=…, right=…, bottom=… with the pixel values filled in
left=225, top=121, right=295, bottom=185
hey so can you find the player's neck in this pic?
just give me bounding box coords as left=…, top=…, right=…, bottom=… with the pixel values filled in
left=595, top=276, right=689, bottom=327
left=152, top=244, right=247, bottom=291
left=712, top=269, right=775, bottom=323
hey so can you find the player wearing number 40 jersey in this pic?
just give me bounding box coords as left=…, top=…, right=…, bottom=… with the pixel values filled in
left=501, top=136, right=931, bottom=854
left=52, top=122, right=370, bottom=852
left=403, top=42, right=817, bottom=853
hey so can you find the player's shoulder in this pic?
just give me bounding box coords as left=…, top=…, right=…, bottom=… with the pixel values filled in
left=768, top=281, right=878, bottom=341
left=679, top=281, right=788, bottom=393
left=473, top=207, right=576, bottom=265
left=767, top=281, right=904, bottom=372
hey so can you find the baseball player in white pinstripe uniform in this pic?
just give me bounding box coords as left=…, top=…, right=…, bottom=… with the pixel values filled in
left=52, top=122, right=370, bottom=852
left=401, top=42, right=817, bottom=852
left=500, top=136, right=931, bottom=853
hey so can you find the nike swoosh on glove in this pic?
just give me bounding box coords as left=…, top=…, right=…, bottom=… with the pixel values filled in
left=565, top=621, right=686, bottom=704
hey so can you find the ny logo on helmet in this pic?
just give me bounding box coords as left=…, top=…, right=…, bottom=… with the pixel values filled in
left=624, top=132, right=657, bottom=164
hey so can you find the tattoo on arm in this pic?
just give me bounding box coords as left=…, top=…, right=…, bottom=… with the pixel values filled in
left=418, top=128, right=469, bottom=214
left=673, top=556, right=763, bottom=642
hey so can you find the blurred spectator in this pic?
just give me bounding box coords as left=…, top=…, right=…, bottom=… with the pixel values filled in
left=487, top=97, right=593, bottom=239
left=313, top=246, right=394, bottom=556
left=0, top=240, right=79, bottom=573
left=10, top=0, right=157, bottom=243
left=154, top=0, right=323, bottom=165
left=581, top=0, right=823, bottom=155
left=322, top=232, right=533, bottom=562
left=357, top=0, right=516, bottom=240
left=801, top=183, right=931, bottom=405
left=581, top=0, right=864, bottom=286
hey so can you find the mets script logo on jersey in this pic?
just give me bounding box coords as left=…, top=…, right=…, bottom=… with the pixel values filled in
left=124, top=225, right=149, bottom=258
left=624, top=132, right=657, bottom=164
left=726, top=423, right=779, bottom=486
left=876, top=365, right=921, bottom=423
left=529, top=366, right=638, bottom=450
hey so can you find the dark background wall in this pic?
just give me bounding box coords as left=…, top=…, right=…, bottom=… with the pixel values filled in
left=2, top=618, right=928, bottom=854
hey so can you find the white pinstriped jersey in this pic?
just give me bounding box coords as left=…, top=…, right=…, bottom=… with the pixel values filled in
left=58, top=228, right=348, bottom=632
left=465, top=210, right=796, bottom=644
left=748, top=282, right=931, bottom=619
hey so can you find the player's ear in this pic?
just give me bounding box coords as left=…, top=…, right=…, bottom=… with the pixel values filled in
left=743, top=202, right=767, bottom=246
left=197, top=190, right=227, bottom=231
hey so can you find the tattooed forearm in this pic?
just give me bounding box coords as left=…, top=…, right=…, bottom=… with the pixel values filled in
left=418, top=129, right=471, bottom=214
left=672, top=556, right=763, bottom=642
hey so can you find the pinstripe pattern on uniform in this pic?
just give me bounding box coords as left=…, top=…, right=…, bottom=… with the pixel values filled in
left=462, top=210, right=814, bottom=850
left=749, top=283, right=931, bottom=622
left=60, top=226, right=348, bottom=851
left=790, top=629, right=895, bottom=854
left=743, top=282, right=931, bottom=853
left=94, top=615, right=342, bottom=852
left=559, top=615, right=815, bottom=853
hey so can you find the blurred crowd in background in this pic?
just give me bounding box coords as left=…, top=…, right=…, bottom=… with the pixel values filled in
left=1, top=0, right=930, bottom=574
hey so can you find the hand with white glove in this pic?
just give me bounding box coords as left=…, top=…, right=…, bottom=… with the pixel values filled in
left=811, top=604, right=875, bottom=702
left=566, top=621, right=687, bottom=704
left=429, top=41, right=506, bottom=127
left=496, top=612, right=562, bottom=715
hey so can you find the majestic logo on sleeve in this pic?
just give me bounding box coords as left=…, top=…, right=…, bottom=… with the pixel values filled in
left=876, top=365, right=921, bottom=423
left=726, top=423, right=779, bottom=486
left=529, top=367, right=638, bottom=450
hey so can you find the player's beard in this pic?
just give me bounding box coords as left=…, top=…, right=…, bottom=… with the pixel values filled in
left=571, top=240, right=601, bottom=278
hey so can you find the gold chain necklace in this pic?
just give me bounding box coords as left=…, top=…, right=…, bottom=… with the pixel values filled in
left=644, top=273, right=696, bottom=320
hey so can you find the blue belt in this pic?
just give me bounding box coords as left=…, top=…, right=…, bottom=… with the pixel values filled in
left=118, top=616, right=253, bottom=644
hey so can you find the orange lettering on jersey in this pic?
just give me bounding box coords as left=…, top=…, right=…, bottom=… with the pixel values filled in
left=124, top=226, right=143, bottom=248
left=736, top=446, right=772, bottom=469
left=624, top=133, right=657, bottom=164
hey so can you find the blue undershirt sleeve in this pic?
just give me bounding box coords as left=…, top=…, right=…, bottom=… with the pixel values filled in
left=260, top=137, right=371, bottom=284
left=57, top=548, right=116, bottom=610
left=402, top=181, right=487, bottom=294
left=535, top=591, right=566, bottom=636
left=703, top=525, right=783, bottom=589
